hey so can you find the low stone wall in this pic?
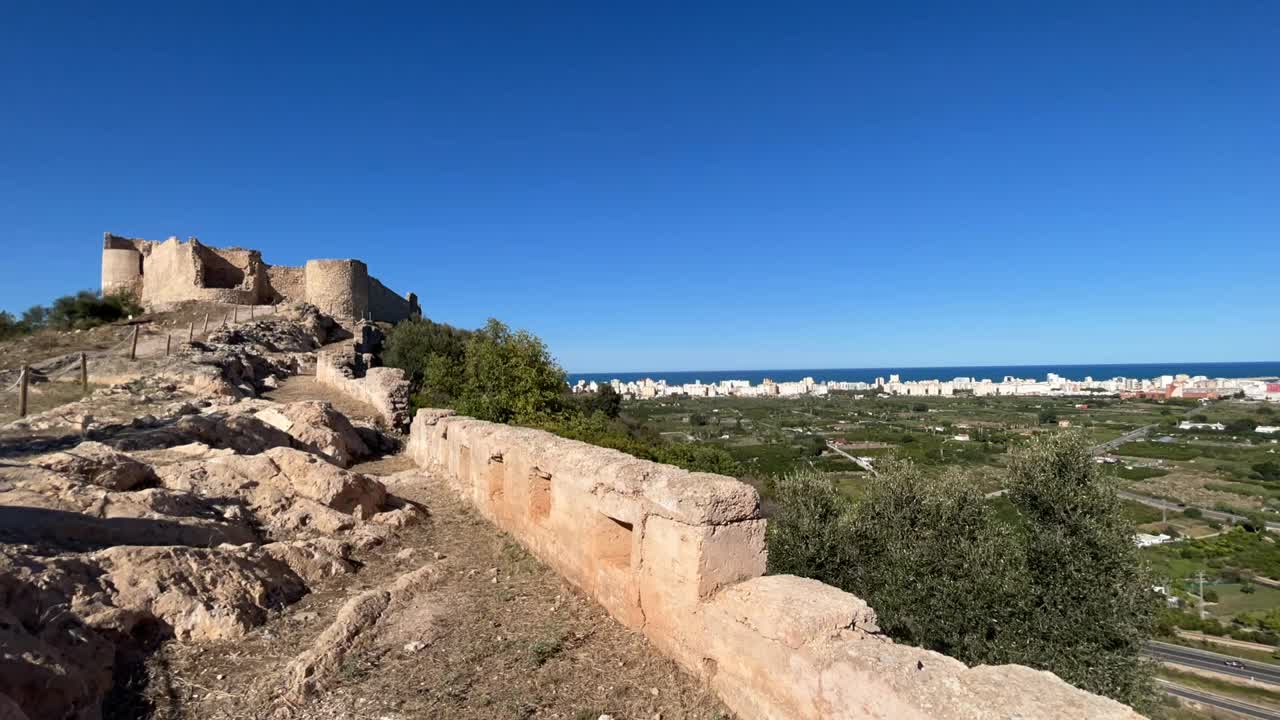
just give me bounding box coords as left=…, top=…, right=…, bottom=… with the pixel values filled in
left=315, top=349, right=411, bottom=430
left=407, top=410, right=1144, bottom=720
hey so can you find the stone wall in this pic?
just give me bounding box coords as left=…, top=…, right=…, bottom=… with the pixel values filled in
left=407, top=411, right=1145, bottom=720
left=315, top=347, right=411, bottom=430
left=304, top=259, right=369, bottom=322
left=138, top=237, right=261, bottom=308
left=99, top=232, right=418, bottom=324
left=368, top=276, right=420, bottom=325
left=266, top=264, right=305, bottom=304
left=101, top=247, right=144, bottom=297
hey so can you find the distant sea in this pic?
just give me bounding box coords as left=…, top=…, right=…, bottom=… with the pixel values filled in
left=569, top=362, right=1280, bottom=386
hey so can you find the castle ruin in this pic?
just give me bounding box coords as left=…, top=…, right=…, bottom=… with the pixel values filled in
left=101, top=232, right=420, bottom=323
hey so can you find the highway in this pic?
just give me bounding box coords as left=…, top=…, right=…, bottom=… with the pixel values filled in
left=825, top=441, right=878, bottom=476
left=1092, top=423, right=1158, bottom=454
left=1148, top=641, right=1280, bottom=685
left=1119, top=491, right=1280, bottom=532
left=1160, top=681, right=1280, bottom=719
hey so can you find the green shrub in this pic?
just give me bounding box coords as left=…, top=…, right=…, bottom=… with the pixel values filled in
left=767, top=433, right=1158, bottom=711
left=0, top=290, right=141, bottom=340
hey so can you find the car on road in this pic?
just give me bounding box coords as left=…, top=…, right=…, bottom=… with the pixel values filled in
left=1223, top=660, right=1246, bottom=669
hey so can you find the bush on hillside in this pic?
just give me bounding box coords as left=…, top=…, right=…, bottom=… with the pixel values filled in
left=1, top=290, right=142, bottom=340
left=385, top=316, right=740, bottom=476
left=766, top=432, right=1158, bottom=711
left=382, top=317, right=471, bottom=388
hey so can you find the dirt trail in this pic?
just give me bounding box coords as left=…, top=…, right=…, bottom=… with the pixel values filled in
left=264, top=375, right=383, bottom=426
left=138, top=376, right=728, bottom=720
left=143, top=460, right=728, bottom=720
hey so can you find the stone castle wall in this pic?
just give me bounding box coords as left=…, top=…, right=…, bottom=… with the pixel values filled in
left=407, top=410, right=1145, bottom=720
left=100, top=232, right=418, bottom=324
left=316, top=346, right=411, bottom=430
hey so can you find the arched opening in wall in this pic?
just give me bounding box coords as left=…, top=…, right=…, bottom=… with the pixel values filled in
left=591, top=513, right=633, bottom=570
left=529, top=468, right=551, bottom=522
left=487, top=453, right=504, bottom=502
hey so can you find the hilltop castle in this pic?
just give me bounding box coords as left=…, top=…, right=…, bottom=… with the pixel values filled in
left=100, top=232, right=419, bottom=323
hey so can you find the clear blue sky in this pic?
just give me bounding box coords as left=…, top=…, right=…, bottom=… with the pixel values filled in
left=2, top=2, right=1276, bottom=373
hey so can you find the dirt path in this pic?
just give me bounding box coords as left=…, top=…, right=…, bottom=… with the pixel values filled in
left=263, top=374, right=384, bottom=425
left=143, top=461, right=729, bottom=720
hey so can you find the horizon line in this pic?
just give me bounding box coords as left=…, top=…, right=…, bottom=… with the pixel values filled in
left=567, top=359, right=1280, bottom=377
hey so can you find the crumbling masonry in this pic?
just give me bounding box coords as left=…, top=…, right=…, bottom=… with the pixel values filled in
left=101, top=233, right=420, bottom=323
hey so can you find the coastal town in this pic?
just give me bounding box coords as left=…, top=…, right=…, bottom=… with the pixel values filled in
left=573, top=372, right=1280, bottom=402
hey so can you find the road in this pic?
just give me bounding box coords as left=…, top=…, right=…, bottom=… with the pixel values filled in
left=1159, top=681, right=1280, bottom=719
left=825, top=441, right=878, bottom=476
left=1092, top=423, right=1158, bottom=454
left=1119, top=491, right=1280, bottom=532
left=1148, top=640, right=1280, bottom=685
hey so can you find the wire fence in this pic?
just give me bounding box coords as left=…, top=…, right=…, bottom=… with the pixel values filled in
left=3, top=304, right=277, bottom=418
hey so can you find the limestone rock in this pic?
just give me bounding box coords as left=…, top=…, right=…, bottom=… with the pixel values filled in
left=262, top=539, right=356, bottom=584
left=254, top=401, right=369, bottom=468
left=285, top=588, right=390, bottom=700
left=173, top=412, right=295, bottom=454
left=262, top=447, right=385, bottom=516
left=31, top=441, right=158, bottom=491
left=0, top=606, right=112, bottom=720
left=90, top=545, right=306, bottom=641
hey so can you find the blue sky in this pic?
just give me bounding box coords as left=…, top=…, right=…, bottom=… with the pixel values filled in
left=2, top=1, right=1276, bottom=373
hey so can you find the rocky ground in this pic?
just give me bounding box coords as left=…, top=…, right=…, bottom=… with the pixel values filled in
left=0, top=304, right=728, bottom=720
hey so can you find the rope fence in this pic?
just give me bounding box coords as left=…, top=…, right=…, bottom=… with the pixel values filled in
left=4, top=303, right=276, bottom=420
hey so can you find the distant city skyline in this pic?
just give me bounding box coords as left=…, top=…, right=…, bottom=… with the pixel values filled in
left=3, top=3, right=1277, bottom=370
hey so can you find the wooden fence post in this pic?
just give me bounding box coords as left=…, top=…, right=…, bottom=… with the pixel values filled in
left=233, top=305, right=239, bottom=323
left=165, top=334, right=172, bottom=356
left=188, top=322, right=194, bottom=342
left=18, top=365, right=29, bottom=418
left=79, top=352, right=87, bottom=396
left=249, top=304, right=255, bottom=320
left=203, top=313, right=210, bottom=334
left=129, top=326, right=139, bottom=361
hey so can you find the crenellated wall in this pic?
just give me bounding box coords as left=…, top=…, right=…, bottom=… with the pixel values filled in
left=407, top=410, right=1146, bottom=720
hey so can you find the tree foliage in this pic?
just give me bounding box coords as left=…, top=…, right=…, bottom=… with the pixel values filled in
left=767, top=432, right=1157, bottom=711
left=407, top=316, right=568, bottom=422
left=385, top=316, right=740, bottom=476
left=0, top=290, right=141, bottom=341
left=382, top=317, right=471, bottom=387
left=1004, top=432, right=1156, bottom=706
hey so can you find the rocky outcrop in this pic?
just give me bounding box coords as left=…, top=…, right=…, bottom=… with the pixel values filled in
left=283, top=564, right=437, bottom=701
left=31, top=441, right=158, bottom=491
left=254, top=401, right=370, bottom=468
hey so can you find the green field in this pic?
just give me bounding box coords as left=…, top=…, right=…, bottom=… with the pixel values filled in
left=623, top=394, right=1280, bottom=647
